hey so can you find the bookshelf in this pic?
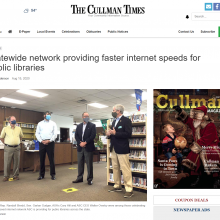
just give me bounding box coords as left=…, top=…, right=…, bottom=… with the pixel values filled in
left=107, top=115, right=147, bottom=192
left=3, top=121, right=37, bottom=140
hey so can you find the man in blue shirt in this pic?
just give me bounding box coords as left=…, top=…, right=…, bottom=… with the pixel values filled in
left=35, top=111, right=57, bottom=180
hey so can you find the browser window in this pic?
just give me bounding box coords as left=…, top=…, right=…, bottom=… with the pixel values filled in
left=0, top=1, right=220, bottom=220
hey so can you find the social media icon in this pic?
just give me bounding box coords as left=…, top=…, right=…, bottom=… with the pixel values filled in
left=213, top=3, right=220, bottom=10
left=205, top=3, right=213, bottom=10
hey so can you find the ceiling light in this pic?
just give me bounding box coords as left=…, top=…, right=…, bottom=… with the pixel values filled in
left=131, top=91, right=147, bottom=100
left=124, top=111, right=130, bottom=116
left=0, top=97, right=26, bottom=104
left=88, top=103, right=108, bottom=108
left=16, top=90, right=48, bottom=98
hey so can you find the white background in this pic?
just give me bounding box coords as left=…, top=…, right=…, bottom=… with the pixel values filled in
left=1, top=0, right=220, bottom=219
left=0, top=37, right=220, bottom=220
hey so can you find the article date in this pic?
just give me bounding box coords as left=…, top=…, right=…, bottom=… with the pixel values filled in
left=12, top=77, right=30, bottom=80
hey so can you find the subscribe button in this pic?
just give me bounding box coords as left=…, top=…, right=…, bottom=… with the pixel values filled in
left=154, top=196, right=220, bottom=205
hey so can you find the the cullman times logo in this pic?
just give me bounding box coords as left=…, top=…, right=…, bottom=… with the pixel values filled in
left=71, top=5, right=145, bottom=14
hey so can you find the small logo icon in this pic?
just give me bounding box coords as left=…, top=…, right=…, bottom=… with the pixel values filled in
left=205, top=3, right=213, bottom=10
left=24, top=8, right=29, bottom=13
left=213, top=3, right=220, bottom=10
left=8, top=30, right=12, bottom=33
left=186, top=15, right=189, bottom=19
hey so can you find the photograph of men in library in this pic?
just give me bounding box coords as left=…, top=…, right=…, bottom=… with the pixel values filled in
left=0, top=89, right=147, bottom=201
left=154, top=89, right=220, bottom=189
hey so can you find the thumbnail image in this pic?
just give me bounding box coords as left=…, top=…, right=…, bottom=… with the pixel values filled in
left=154, top=89, right=220, bottom=189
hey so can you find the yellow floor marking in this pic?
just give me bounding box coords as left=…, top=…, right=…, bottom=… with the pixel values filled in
left=9, top=178, right=14, bottom=181
left=62, top=188, right=78, bottom=193
left=69, top=168, right=77, bottom=170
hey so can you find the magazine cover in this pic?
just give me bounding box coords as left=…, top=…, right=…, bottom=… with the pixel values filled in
left=153, top=89, right=220, bottom=189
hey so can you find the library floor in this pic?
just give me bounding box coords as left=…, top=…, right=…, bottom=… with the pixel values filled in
left=0, top=162, right=147, bottom=201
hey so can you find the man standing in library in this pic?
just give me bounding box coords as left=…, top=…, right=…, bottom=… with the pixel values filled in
left=36, top=111, right=57, bottom=180
left=106, top=104, right=133, bottom=198
left=72, top=112, right=96, bottom=185
left=0, top=116, right=24, bottom=182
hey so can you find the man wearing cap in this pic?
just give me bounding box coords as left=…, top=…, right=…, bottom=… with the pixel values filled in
left=174, top=105, right=220, bottom=188
left=0, top=116, right=24, bottom=182
left=35, top=111, right=57, bottom=180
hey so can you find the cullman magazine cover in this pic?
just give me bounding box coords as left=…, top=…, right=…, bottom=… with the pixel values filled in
left=154, top=89, right=220, bottom=189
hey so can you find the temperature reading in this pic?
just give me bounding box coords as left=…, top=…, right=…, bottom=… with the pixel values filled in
left=31, top=9, right=37, bottom=12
